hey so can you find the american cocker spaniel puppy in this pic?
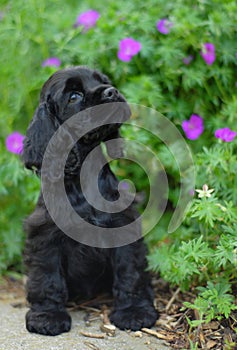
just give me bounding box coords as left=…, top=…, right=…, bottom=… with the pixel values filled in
left=22, top=66, right=158, bottom=335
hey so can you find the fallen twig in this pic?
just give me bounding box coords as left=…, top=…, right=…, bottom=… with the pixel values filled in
left=83, top=312, right=101, bottom=326
left=166, top=287, right=180, bottom=312
left=100, top=305, right=116, bottom=336
left=84, top=341, right=101, bottom=350
left=141, top=328, right=167, bottom=340
left=80, top=330, right=106, bottom=339
left=100, top=323, right=116, bottom=337
left=79, top=305, right=101, bottom=313
left=101, top=305, right=111, bottom=324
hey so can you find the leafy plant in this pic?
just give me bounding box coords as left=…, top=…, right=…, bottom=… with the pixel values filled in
left=148, top=140, right=237, bottom=324
left=183, top=281, right=237, bottom=326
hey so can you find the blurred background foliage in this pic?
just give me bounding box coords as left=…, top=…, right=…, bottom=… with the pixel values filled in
left=1, top=0, right=237, bottom=323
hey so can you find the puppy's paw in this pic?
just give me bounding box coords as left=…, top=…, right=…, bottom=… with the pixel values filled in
left=110, top=305, right=158, bottom=331
left=26, top=309, right=71, bottom=336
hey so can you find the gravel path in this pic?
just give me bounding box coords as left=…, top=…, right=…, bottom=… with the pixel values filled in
left=0, top=298, right=170, bottom=350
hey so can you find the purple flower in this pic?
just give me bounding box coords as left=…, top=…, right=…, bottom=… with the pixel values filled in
left=182, top=114, right=204, bottom=140
left=117, top=38, right=142, bottom=62
left=42, top=57, right=61, bottom=68
left=183, top=55, right=194, bottom=65
left=214, top=128, right=237, bottom=142
left=119, top=181, right=130, bottom=191
left=156, top=18, right=173, bottom=34
left=200, top=43, right=216, bottom=65
left=74, top=9, right=100, bottom=30
left=6, top=132, right=25, bottom=154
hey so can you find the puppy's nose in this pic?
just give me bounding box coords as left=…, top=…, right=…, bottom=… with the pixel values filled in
left=102, top=87, right=119, bottom=101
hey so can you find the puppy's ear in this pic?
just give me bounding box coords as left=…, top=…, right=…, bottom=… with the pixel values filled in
left=22, top=103, right=57, bottom=172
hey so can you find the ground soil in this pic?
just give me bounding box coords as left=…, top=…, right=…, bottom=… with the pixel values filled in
left=0, top=276, right=236, bottom=349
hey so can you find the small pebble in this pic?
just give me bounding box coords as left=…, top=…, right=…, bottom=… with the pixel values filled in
left=134, top=331, right=143, bottom=338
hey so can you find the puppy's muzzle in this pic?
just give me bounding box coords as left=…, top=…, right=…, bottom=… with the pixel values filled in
left=102, top=87, right=120, bottom=102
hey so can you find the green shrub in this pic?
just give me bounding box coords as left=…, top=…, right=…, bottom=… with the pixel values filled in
left=148, top=141, right=237, bottom=323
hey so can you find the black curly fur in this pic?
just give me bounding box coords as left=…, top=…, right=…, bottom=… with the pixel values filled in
left=22, top=66, right=158, bottom=335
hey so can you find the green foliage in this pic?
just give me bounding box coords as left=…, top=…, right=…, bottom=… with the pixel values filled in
left=148, top=141, right=237, bottom=324
left=0, top=0, right=237, bottom=326
left=183, top=281, right=237, bottom=325
left=0, top=153, right=39, bottom=272
left=148, top=236, right=212, bottom=290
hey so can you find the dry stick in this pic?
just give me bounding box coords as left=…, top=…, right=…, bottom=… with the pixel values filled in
left=80, top=330, right=106, bottom=339
left=101, top=305, right=111, bottom=324
left=79, top=305, right=101, bottom=312
left=79, top=295, right=113, bottom=308
left=193, top=309, right=206, bottom=349
left=84, top=313, right=101, bottom=326
left=165, top=287, right=181, bottom=312
left=174, top=309, right=189, bottom=327
left=100, top=305, right=116, bottom=336
left=141, top=328, right=167, bottom=340
left=84, top=341, right=101, bottom=350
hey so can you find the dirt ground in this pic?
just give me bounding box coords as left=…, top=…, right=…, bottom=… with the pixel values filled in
left=1, top=276, right=235, bottom=349
left=0, top=277, right=170, bottom=350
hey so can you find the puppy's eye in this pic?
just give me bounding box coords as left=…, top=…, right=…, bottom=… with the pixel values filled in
left=68, top=92, right=83, bottom=103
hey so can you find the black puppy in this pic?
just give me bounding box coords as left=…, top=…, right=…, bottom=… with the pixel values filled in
left=22, top=66, right=158, bottom=335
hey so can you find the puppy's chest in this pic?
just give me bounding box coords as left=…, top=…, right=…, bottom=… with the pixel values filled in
left=66, top=184, right=112, bottom=226
left=63, top=243, right=113, bottom=299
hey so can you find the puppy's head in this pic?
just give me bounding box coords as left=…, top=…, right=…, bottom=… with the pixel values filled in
left=23, top=66, right=130, bottom=173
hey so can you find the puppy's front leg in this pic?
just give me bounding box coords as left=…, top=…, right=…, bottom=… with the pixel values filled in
left=25, top=242, right=71, bottom=336
left=110, top=240, right=158, bottom=330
